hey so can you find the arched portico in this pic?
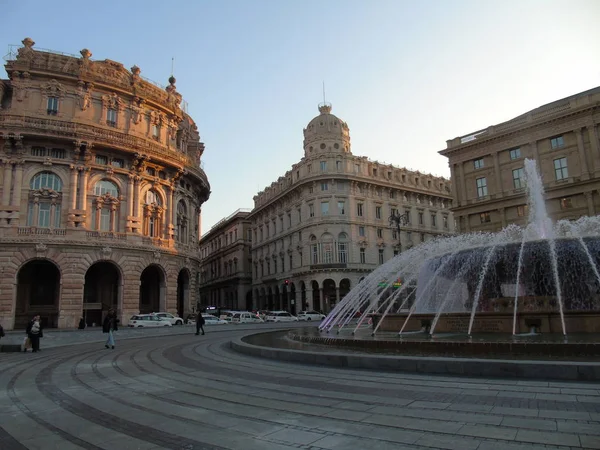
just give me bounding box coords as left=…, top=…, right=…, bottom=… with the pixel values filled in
left=176, top=268, right=190, bottom=318
left=311, top=280, right=320, bottom=312
left=139, top=264, right=166, bottom=314
left=83, top=261, right=122, bottom=327
left=15, top=259, right=61, bottom=329
left=323, top=278, right=336, bottom=313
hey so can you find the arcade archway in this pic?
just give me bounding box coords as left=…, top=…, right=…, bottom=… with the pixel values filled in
left=139, top=265, right=166, bottom=314
left=176, top=269, right=190, bottom=319
left=83, top=261, right=121, bottom=327
left=16, top=260, right=60, bottom=329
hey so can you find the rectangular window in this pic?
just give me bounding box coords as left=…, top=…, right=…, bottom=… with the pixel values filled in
left=111, top=158, right=124, bottom=168
left=308, top=164, right=312, bottom=173
left=407, top=231, right=412, bottom=241
left=289, top=254, right=293, bottom=270
left=336, top=160, right=342, bottom=171
left=338, top=242, right=347, bottom=263
left=297, top=208, right=301, bottom=222
left=47, top=97, right=59, bottom=115
left=360, top=248, right=366, bottom=264
left=50, top=148, right=65, bottom=159
left=560, top=197, right=573, bottom=209
left=390, top=207, right=398, bottom=217
left=308, top=186, right=314, bottom=194
left=309, top=204, right=314, bottom=217
left=338, top=201, right=345, bottom=215
left=551, top=136, right=564, bottom=150
left=321, top=201, right=329, bottom=215
left=372, top=168, right=378, bottom=176
left=375, top=206, right=382, bottom=219
left=320, top=161, right=327, bottom=171
left=431, top=214, right=437, bottom=227
left=474, top=158, right=484, bottom=169
left=554, top=157, right=568, bottom=181
left=337, top=180, right=347, bottom=191
left=443, top=216, right=448, bottom=229
left=359, top=226, right=365, bottom=237
left=512, top=168, right=525, bottom=189
left=476, top=177, right=488, bottom=197
left=321, top=182, right=328, bottom=191
left=509, top=148, right=521, bottom=160
left=378, top=249, right=384, bottom=264
left=354, top=163, right=360, bottom=173
left=377, top=228, right=383, bottom=238
left=480, top=212, right=491, bottom=223
left=517, top=205, right=528, bottom=217
left=357, top=203, right=363, bottom=217
left=107, top=108, right=117, bottom=127
left=418, top=212, right=424, bottom=225
left=95, top=155, right=108, bottom=165
left=100, top=208, right=110, bottom=231
left=420, top=233, right=425, bottom=242
left=392, top=230, right=397, bottom=240
left=390, top=190, right=395, bottom=199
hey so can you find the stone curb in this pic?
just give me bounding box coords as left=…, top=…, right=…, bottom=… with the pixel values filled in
left=230, top=331, right=600, bottom=381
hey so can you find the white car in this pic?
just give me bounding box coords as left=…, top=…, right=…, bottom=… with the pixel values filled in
left=265, top=311, right=299, bottom=322
left=297, top=311, right=326, bottom=321
left=231, top=312, right=264, bottom=324
left=128, top=314, right=173, bottom=327
left=202, top=314, right=228, bottom=325
left=152, top=312, right=184, bottom=326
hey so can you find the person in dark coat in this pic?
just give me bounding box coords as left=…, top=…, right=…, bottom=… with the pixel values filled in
left=26, top=314, right=43, bottom=352
left=78, top=317, right=86, bottom=330
left=195, top=313, right=205, bottom=336
left=102, top=309, right=118, bottom=349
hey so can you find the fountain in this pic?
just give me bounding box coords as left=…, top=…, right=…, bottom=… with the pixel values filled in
left=319, top=159, right=600, bottom=339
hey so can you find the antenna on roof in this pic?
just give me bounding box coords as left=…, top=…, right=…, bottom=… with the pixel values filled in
left=322, top=81, right=326, bottom=104
left=171, top=57, right=175, bottom=76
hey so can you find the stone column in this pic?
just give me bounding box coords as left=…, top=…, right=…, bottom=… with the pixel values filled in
left=458, top=162, right=467, bottom=203
left=530, top=140, right=540, bottom=162
left=2, top=161, right=12, bottom=205
left=95, top=203, right=102, bottom=230
left=49, top=200, right=57, bottom=228
left=450, top=164, right=460, bottom=205
left=127, top=174, right=134, bottom=217
left=69, top=165, right=78, bottom=210
left=32, top=197, right=40, bottom=226
left=587, top=124, right=600, bottom=173
left=492, top=152, right=502, bottom=196
left=306, top=288, right=312, bottom=311
left=335, top=287, right=340, bottom=307
left=110, top=204, right=117, bottom=232
left=575, top=128, right=589, bottom=178
left=165, top=185, right=173, bottom=240
left=133, top=176, right=141, bottom=217
left=585, top=191, right=595, bottom=216
left=11, top=161, right=24, bottom=207
left=319, top=288, right=324, bottom=313
left=78, top=167, right=89, bottom=210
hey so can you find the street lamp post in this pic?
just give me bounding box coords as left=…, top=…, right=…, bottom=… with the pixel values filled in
left=389, top=210, right=410, bottom=245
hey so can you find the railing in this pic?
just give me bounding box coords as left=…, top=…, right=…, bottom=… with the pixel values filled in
left=18, top=227, right=67, bottom=236
left=86, top=231, right=127, bottom=240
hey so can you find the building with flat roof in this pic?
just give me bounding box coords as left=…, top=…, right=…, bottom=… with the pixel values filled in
left=439, top=86, right=600, bottom=233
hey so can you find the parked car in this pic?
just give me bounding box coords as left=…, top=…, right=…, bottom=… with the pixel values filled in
left=231, top=312, right=264, bottom=324
left=128, top=314, right=173, bottom=327
left=297, top=311, right=326, bottom=321
left=202, top=314, right=228, bottom=325
left=152, top=312, right=184, bottom=325
left=264, top=311, right=299, bottom=322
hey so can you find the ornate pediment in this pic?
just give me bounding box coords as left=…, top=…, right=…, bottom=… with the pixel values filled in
left=41, top=79, right=66, bottom=98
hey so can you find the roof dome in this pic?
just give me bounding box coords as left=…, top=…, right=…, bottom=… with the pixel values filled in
left=303, top=103, right=351, bottom=156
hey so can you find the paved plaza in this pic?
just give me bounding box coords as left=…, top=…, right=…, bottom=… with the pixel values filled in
left=0, top=323, right=599, bottom=450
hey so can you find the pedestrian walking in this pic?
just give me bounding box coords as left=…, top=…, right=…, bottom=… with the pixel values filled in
left=78, top=317, right=86, bottom=330
left=25, top=314, right=43, bottom=353
left=102, top=309, right=118, bottom=349
left=195, top=313, right=205, bottom=336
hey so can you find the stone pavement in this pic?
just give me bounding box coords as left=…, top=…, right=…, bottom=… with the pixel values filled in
left=0, top=324, right=599, bottom=450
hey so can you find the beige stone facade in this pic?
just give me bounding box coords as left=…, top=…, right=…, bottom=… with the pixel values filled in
left=249, top=103, right=455, bottom=314
left=0, top=38, right=210, bottom=330
left=198, top=209, right=253, bottom=311
left=440, top=86, right=600, bottom=233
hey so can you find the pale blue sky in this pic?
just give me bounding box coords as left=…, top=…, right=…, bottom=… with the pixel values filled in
left=2, top=1, right=599, bottom=233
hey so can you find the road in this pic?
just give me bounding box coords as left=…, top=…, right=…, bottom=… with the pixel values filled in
left=0, top=323, right=599, bottom=450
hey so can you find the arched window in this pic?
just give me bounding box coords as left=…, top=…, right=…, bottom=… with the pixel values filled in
left=92, top=180, right=120, bottom=232
left=321, top=233, right=334, bottom=264
left=308, top=232, right=349, bottom=265
left=27, top=172, right=63, bottom=228
left=310, top=235, right=318, bottom=264
left=143, top=189, right=163, bottom=238
left=176, top=200, right=188, bottom=244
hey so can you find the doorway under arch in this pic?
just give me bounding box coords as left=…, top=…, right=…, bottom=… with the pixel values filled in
left=15, top=259, right=61, bottom=329
left=176, top=269, right=190, bottom=319
left=83, top=261, right=121, bottom=327
left=140, top=265, right=166, bottom=314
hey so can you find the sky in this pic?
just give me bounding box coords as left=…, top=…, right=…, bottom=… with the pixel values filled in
left=2, top=0, right=600, bottom=234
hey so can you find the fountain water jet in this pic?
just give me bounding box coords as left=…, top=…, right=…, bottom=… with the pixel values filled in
left=320, top=159, right=600, bottom=337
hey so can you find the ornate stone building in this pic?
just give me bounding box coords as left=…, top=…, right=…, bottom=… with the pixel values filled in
left=198, top=209, right=253, bottom=311
left=0, top=38, right=210, bottom=330
left=440, top=86, right=600, bottom=233
left=249, top=103, right=454, bottom=314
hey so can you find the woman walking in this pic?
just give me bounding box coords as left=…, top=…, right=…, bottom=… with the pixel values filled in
left=26, top=314, right=43, bottom=353
left=102, top=309, right=118, bottom=349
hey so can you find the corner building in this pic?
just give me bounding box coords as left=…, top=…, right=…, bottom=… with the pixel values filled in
left=0, top=39, right=210, bottom=330
left=440, top=86, right=600, bottom=233
left=250, top=103, right=454, bottom=314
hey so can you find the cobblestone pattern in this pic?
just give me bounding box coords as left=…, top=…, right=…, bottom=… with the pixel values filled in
left=0, top=324, right=599, bottom=450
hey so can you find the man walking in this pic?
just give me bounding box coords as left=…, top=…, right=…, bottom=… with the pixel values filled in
left=103, top=309, right=118, bottom=349
left=195, top=313, right=205, bottom=336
